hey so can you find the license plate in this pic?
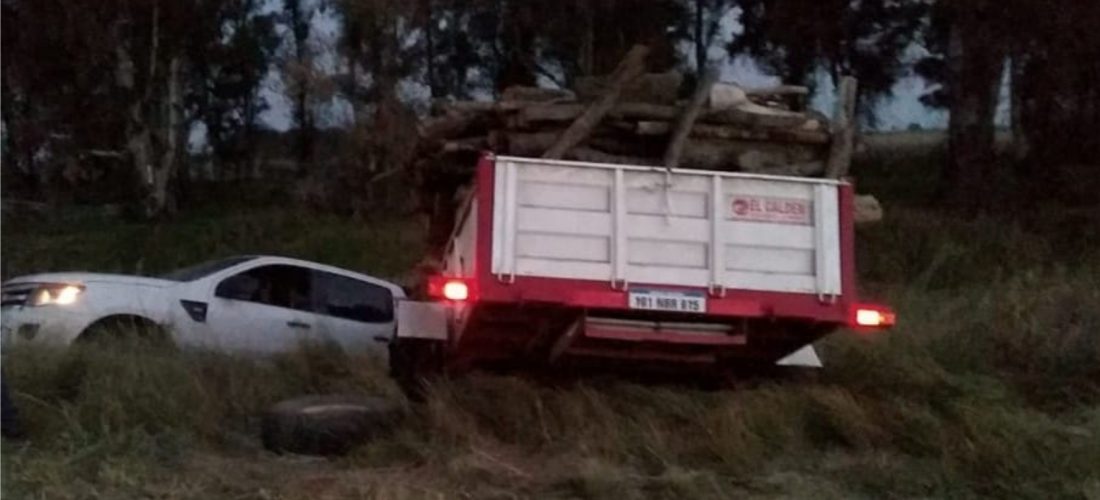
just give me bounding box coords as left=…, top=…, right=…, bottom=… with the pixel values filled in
left=628, top=289, right=706, bottom=313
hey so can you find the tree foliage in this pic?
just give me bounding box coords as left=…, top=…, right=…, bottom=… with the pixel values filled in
left=2, top=0, right=1097, bottom=213
left=731, top=0, right=928, bottom=123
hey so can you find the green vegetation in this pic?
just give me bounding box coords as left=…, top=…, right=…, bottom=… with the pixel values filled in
left=3, top=142, right=1099, bottom=499
left=1, top=206, right=423, bottom=282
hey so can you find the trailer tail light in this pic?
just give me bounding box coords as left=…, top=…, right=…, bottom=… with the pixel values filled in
left=850, top=303, right=896, bottom=329
left=427, top=276, right=473, bottom=302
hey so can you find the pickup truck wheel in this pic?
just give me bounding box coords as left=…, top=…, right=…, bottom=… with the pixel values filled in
left=389, top=339, right=444, bottom=402
left=260, top=395, right=403, bottom=456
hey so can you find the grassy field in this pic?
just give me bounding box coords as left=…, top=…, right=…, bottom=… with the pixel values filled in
left=2, top=142, right=1099, bottom=499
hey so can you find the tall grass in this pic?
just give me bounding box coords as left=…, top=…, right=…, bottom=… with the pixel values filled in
left=3, top=266, right=1097, bottom=498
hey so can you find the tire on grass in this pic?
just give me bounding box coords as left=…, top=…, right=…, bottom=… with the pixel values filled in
left=260, top=395, right=403, bottom=456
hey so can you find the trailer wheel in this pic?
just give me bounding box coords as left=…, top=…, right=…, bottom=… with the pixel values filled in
left=389, top=338, right=444, bottom=402
left=261, top=395, right=402, bottom=456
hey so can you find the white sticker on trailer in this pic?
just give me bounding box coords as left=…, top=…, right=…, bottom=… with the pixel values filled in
left=730, top=196, right=812, bottom=225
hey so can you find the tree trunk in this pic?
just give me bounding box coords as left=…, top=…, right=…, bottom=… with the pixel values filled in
left=148, top=56, right=182, bottom=217
left=1009, top=53, right=1030, bottom=162
left=825, top=76, right=857, bottom=178
left=694, top=0, right=705, bottom=73
left=945, top=5, right=1005, bottom=209
left=664, top=69, right=717, bottom=169
left=423, top=0, right=437, bottom=98
left=543, top=45, right=650, bottom=159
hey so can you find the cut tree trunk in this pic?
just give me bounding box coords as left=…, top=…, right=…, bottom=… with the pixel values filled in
left=543, top=45, right=650, bottom=159
left=519, top=101, right=680, bottom=126
left=500, top=85, right=575, bottom=102
left=853, top=194, right=883, bottom=224
left=565, top=147, right=658, bottom=166
left=625, top=121, right=829, bottom=145
left=664, top=69, right=718, bottom=169
left=744, top=85, right=809, bottom=97
left=825, top=76, right=857, bottom=179
left=702, top=103, right=815, bottom=129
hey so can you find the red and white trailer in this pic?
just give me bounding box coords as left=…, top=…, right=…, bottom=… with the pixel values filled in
left=391, top=154, right=894, bottom=387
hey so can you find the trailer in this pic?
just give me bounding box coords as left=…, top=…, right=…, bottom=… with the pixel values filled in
left=390, top=154, right=894, bottom=389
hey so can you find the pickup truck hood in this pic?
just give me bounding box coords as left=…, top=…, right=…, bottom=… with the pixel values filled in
left=3, top=272, right=177, bottom=289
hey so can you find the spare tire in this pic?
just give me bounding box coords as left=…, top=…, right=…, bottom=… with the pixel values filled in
left=261, top=395, right=403, bottom=455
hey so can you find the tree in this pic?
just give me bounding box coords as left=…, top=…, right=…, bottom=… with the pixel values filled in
left=917, top=0, right=1100, bottom=206
left=2, top=0, right=279, bottom=215
left=282, top=0, right=318, bottom=176
left=692, top=0, right=733, bottom=73
left=731, top=0, right=928, bottom=122
left=941, top=1, right=1005, bottom=207
left=188, top=0, right=280, bottom=182
left=327, top=0, right=422, bottom=214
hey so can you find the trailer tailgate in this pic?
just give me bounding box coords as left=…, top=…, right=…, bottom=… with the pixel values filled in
left=487, top=156, right=846, bottom=298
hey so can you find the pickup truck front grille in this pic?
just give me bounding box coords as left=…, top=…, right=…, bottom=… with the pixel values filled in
left=1, top=285, right=34, bottom=307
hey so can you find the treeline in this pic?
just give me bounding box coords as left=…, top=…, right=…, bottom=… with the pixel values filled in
left=2, top=0, right=1097, bottom=216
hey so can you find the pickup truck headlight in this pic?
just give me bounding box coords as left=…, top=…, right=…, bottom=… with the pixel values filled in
left=30, top=284, right=84, bottom=306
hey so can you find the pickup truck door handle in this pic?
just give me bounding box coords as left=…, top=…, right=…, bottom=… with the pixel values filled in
left=287, top=320, right=311, bottom=330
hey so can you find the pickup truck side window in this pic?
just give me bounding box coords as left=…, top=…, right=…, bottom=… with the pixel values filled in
left=312, top=271, right=394, bottom=323
left=215, top=265, right=313, bottom=312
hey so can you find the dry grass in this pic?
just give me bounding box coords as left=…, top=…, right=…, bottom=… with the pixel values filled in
left=3, top=267, right=1098, bottom=499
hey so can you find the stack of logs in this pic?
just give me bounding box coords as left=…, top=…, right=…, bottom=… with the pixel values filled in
left=413, top=45, right=880, bottom=252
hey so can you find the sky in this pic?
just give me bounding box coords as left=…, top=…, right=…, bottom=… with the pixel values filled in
left=253, top=5, right=1007, bottom=134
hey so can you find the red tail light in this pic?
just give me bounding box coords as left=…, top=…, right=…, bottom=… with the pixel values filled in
left=427, top=276, right=474, bottom=302
left=849, top=303, right=896, bottom=329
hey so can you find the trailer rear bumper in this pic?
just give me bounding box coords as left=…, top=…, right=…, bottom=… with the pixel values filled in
left=475, top=274, right=851, bottom=325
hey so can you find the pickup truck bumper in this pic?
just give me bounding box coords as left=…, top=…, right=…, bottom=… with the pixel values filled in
left=1, top=305, right=94, bottom=347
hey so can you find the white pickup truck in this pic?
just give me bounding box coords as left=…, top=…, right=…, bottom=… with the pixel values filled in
left=389, top=154, right=894, bottom=387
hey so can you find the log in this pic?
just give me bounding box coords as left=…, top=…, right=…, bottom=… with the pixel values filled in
left=433, top=100, right=495, bottom=114
left=497, top=131, right=823, bottom=172
left=701, top=102, right=813, bottom=129
left=431, top=99, right=542, bottom=116
left=825, top=76, right=858, bottom=178
left=575, top=70, right=683, bottom=104
left=664, top=69, right=719, bottom=169
left=709, top=83, right=749, bottom=109
left=418, top=111, right=481, bottom=139
left=755, top=161, right=825, bottom=177
left=543, top=45, right=650, bottom=159
left=500, top=86, right=575, bottom=102
left=519, top=101, right=679, bottom=126
left=518, top=103, right=585, bottom=123
left=565, top=147, right=658, bottom=166
left=498, top=131, right=562, bottom=156
left=711, top=83, right=809, bottom=109
left=442, top=136, right=488, bottom=153
left=744, top=84, right=810, bottom=97
left=611, top=102, right=680, bottom=121
left=627, top=121, right=830, bottom=145
left=854, top=194, right=883, bottom=224
left=678, top=139, right=823, bottom=171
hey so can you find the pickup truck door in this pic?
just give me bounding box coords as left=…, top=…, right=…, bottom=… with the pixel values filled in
left=309, top=270, right=395, bottom=356
left=202, top=264, right=321, bottom=353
